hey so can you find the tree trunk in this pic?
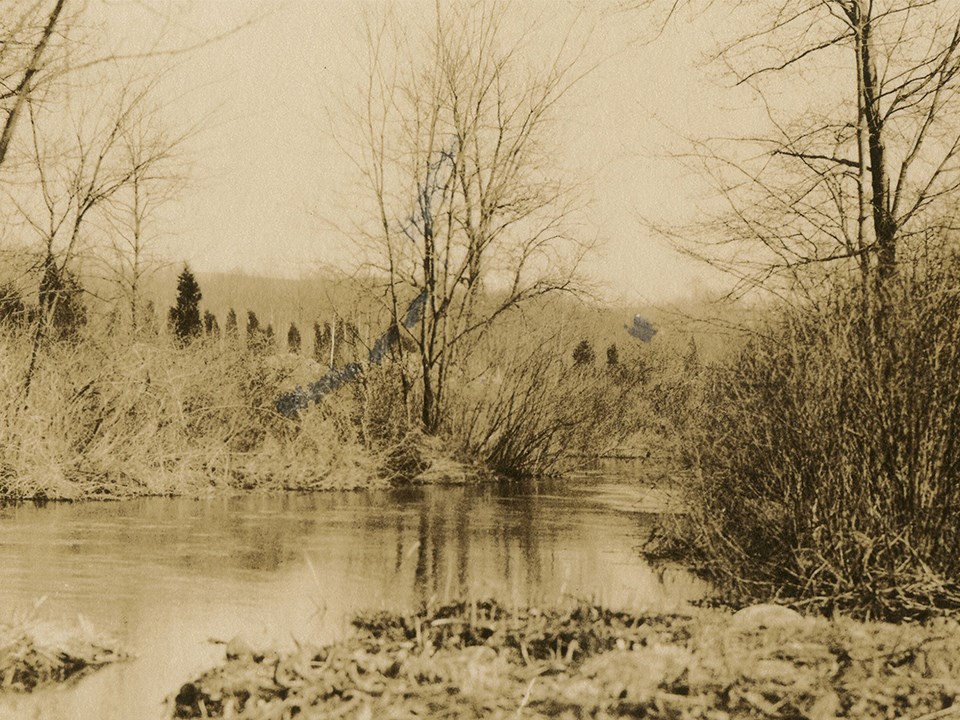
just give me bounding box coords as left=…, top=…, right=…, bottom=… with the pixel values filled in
left=857, top=3, right=897, bottom=290
left=421, top=359, right=437, bottom=433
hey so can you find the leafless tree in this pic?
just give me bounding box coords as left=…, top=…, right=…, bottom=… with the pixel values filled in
left=5, top=72, right=181, bottom=393
left=351, top=1, right=592, bottom=433
left=97, top=96, right=190, bottom=332
left=656, top=1, right=960, bottom=302
left=0, top=0, right=258, bottom=176
left=0, top=0, right=68, bottom=171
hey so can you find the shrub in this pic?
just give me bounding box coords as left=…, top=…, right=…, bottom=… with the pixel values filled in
left=447, top=332, right=646, bottom=477
left=671, top=265, right=960, bottom=620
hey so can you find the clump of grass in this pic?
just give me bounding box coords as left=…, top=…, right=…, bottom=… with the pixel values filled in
left=665, top=261, right=960, bottom=620
left=0, top=604, right=128, bottom=692
left=169, top=598, right=960, bottom=719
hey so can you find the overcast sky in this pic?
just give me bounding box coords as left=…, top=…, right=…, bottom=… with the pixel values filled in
left=100, top=1, right=745, bottom=304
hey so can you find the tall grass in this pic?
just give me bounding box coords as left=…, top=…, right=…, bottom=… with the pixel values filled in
left=669, top=263, right=960, bottom=620
left=0, top=329, right=381, bottom=499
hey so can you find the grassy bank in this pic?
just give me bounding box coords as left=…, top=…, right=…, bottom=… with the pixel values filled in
left=0, top=311, right=665, bottom=499
left=0, top=331, right=389, bottom=499
left=169, top=598, right=960, bottom=719
left=0, top=609, right=127, bottom=692
left=660, top=262, right=960, bottom=621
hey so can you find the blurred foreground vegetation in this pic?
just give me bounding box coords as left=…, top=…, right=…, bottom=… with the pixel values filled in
left=170, top=597, right=960, bottom=719
left=0, top=607, right=127, bottom=693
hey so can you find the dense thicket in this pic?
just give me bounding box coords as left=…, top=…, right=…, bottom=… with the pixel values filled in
left=667, top=257, right=960, bottom=620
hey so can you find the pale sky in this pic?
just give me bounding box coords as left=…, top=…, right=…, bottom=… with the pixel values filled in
left=100, top=0, right=743, bottom=304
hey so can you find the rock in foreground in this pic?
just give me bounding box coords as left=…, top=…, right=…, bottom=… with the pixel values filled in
left=170, top=599, right=960, bottom=719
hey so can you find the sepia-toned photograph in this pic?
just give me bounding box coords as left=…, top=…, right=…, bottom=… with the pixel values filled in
left=2, top=1, right=960, bottom=718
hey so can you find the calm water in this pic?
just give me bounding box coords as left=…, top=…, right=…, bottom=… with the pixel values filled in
left=0, top=464, right=706, bottom=720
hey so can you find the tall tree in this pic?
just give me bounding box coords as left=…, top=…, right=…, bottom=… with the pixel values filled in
left=101, top=99, right=190, bottom=332
left=661, top=1, right=960, bottom=301
left=352, top=2, right=590, bottom=432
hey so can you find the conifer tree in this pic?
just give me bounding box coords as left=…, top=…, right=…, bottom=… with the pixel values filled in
left=573, top=339, right=595, bottom=366
left=168, top=264, right=203, bottom=344
left=203, top=310, right=219, bottom=337
left=246, top=310, right=260, bottom=336
left=39, top=257, right=87, bottom=341
left=225, top=308, right=238, bottom=337
left=313, top=320, right=330, bottom=364
left=606, top=343, right=619, bottom=366
left=287, top=322, right=301, bottom=353
left=0, top=283, right=26, bottom=330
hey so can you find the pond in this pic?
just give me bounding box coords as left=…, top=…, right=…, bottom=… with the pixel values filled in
left=0, top=462, right=707, bottom=719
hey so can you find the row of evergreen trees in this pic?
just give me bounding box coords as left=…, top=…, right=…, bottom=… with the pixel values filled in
left=168, top=265, right=361, bottom=365
left=0, top=263, right=363, bottom=370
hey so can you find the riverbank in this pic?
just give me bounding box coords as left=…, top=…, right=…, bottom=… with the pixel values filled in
left=169, top=599, right=960, bottom=719
left=0, top=335, right=490, bottom=500
left=0, top=321, right=655, bottom=501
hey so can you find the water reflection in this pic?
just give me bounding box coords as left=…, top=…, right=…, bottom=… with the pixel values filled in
left=0, top=466, right=706, bottom=720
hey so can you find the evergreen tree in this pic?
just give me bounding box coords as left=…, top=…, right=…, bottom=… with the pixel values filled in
left=203, top=310, right=219, bottom=337
left=168, top=264, right=203, bottom=344
left=246, top=310, right=264, bottom=351
left=313, top=320, right=330, bottom=364
left=0, top=283, right=26, bottom=330
left=225, top=308, right=238, bottom=337
left=684, top=337, right=700, bottom=373
left=606, top=343, right=619, bottom=366
left=38, top=257, right=87, bottom=341
left=287, top=322, right=301, bottom=353
left=572, top=339, right=595, bottom=366
left=246, top=310, right=260, bottom=337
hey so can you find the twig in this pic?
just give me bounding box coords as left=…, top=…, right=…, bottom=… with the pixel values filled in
left=514, top=678, right=536, bottom=718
